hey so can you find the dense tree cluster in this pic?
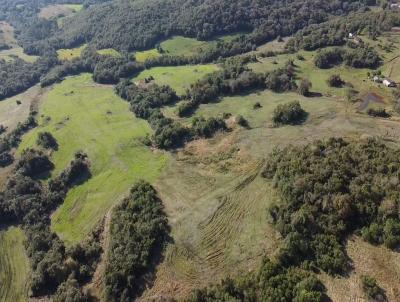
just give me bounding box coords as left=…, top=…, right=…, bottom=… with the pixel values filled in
left=0, top=54, right=58, bottom=100
left=105, top=181, right=169, bottom=301
left=286, top=10, right=400, bottom=51
left=115, top=80, right=227, bottom=149
left=262, top=138, right=400, bottom=275
left=272, top=101, right=308, bottom=126
left=314, top=45, right=381, bottom=69
left=180, top=57, right=264, bottom=116
left=52, top=0, right=372, bottom=53
left=264, top=61, right=297, bottom=93
left=187, top=258, right=328, bottom=302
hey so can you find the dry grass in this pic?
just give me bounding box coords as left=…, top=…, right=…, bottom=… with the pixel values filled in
left=321, top=236, right=400, bottom=302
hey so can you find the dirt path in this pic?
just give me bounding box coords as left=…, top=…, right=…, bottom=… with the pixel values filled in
left=85, top=208, right=113, bottom=300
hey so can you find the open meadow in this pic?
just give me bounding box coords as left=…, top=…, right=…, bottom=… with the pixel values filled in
left=133, top=64, right=219, bottom=95
left=18, top=74, right=168, bottom=245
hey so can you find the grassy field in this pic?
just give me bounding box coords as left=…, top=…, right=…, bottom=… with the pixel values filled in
left=0, top=85, right=42, bottom=134
left=97, top=48, right=121, bottom=57
left=133, top=64, right=219, bottom=95
left=160, top=36, right=207, bottom=56
left=57, top=44, right=86, bottom=61
left=135, top=33, right=249, bottom=62
left=0, top=227, right=30, bottom=302
left=18, top=74, right=168, bottom=245
left=134, top=49, right=161, bottom=62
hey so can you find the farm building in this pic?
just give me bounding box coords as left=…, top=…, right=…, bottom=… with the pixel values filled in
left=383, top=78, right=396, bottom=87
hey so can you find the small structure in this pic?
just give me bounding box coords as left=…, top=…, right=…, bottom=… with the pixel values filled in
left=348, top=33, right=363, bottom=44
left=383, top=78, right=396, bottom=87
left=373, top=76, right=382, bottom=83
left=390, top=2, right=400, bottom=9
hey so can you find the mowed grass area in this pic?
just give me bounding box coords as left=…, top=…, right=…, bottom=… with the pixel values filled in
left=133, top=64, right=219, bottom=95
left=0, top=227, right=30, bottom=302
left=18, top=74, right=168, bottom=245
left=57, top=44, right=86, bottom=61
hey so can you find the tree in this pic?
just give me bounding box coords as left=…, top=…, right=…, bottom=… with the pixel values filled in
left=298, top=78, right=312, bottom=96
left=37, top=132, right=58, bottom=150
left=272, top=101, right=308, bottom=126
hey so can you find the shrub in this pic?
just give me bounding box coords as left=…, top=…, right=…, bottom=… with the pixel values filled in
left=236, top=115, right=249, bottom=128
left=16, top=149, right=53, bottom=177
left=327, top=74, right=345, bottom=87
left=367, top=108, right=390, bottom=118
left=37, top=132, right=58, bottom=150
left=272, top=101, right=307, bottom=126
left=361, top=275, right=386, bottom=301
left=298, top=78, right=312, bottom=96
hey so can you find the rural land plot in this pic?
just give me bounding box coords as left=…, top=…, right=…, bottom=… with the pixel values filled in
left=133, top=64, right=219, bottom=95
left=0, top=227, right=30, bottom=302
left=18, top=73, right=168, bottom=245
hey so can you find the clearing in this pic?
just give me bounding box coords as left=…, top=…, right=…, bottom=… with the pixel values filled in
left=0, top=22, right=38, bottom=62
left=0, top=227, right=30, bottom=302
left=39, top=4, right=83, bottom=20
left=57, top=44, right=86, bottom=61
left=0, top=85, right=43, bottom=134
left=133, top=64, right=219, bottom=95
left=18, top=74, right=168, bottom=245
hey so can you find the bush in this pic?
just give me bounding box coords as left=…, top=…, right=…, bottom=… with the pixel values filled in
left=367, top=108, right=390, bottom=118
left=298, top=78, right=312, bottom=96
left=16, top=149, right=53, bottom=177
left=272, top=101, right=307, bottom=126
left=37, top=132, right=58, bottom=150
left=327, top=74, right=345, bottom=87
left=236, top=115, right=249, bottom=128
left=361, top=275, right=386, bottom=301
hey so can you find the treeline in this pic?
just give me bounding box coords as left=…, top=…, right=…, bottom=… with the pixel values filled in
left=286, top=9, right=400, bottom=51
left=262, top=137, right=400, bottom=275
left=115, top=81, right=227, bottom=149
left=187, top=259, right=328, bottom=302
left=104, top=181, right=170, bottom=301
left=53, top=0, right=372, bottom=52
left=180, top=59, right=298, bottom=117
left=0, top=53, right=58, bottom=100
left=0, top=113, right=37, bottom=167
left=0, top=149, right=100, bottom=299
left=314, top=45, right=381, bottom=69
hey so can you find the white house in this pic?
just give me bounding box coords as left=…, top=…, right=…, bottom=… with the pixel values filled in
left=383, top=78, right=396, bottom=87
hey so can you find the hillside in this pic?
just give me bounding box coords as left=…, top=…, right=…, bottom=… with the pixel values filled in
left=0, top=0, right=400, bottom=301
